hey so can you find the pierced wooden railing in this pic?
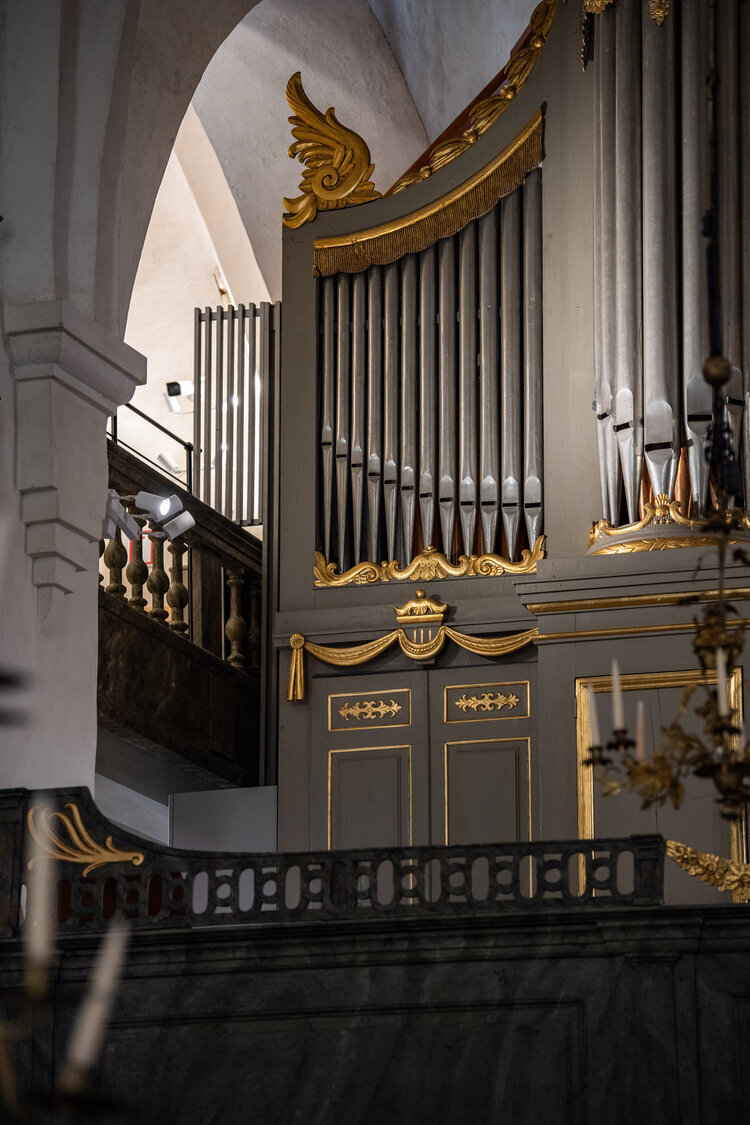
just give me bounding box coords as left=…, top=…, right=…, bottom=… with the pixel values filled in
left=2, top=790, right=666, bottom=937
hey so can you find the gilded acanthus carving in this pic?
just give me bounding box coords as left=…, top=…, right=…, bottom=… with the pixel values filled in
left=455, top=691, right=520, bottom=714
left=666, top=839, right=750, bottom=899
left=27, top=803, right=145, bottom=877
left=313, top=536, right=545, bottom=588
left=584, top=0, right=671, bottom=24
left=283, top=72, right=381, bottom=228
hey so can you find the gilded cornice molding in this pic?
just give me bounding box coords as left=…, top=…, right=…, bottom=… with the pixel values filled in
left=584, top=0, right=671, bottom=25
left=313, top=536, right=545, bottom=588
left=390, top=0, right=557, bottom=195
left=588, top=497, right=750, bottom=555
left=283, top=72, right=381, bottom=229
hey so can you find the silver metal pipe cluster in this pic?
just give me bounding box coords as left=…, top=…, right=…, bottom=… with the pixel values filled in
left=594, top=0, right=750, bottom=524
left=318, top=174, right=544, bottom=571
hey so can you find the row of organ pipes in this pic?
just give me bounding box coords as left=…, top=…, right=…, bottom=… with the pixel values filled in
left=318, top=171, right=543, bottom=572
left=594, top=0, right=750, bottom=524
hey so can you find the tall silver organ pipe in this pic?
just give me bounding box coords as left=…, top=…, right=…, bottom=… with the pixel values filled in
left=593, top=0, right=750, bottom=525
left=613, top=0, right=642, bottom=523
left=316, top=177, right=544, bottom=571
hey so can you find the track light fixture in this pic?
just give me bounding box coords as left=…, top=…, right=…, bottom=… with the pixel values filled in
left=102, top=490, right=195, bottom=542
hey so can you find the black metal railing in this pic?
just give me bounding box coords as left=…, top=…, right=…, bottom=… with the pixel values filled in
left=2, top=790, right=665, bottom=937
left=108, top=403, right=194, bottom=492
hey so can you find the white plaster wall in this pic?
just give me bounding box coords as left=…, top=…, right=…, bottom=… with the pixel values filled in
left=192, top=0, right=429, bottom=299
left=367, top=0, right=538, bottom=140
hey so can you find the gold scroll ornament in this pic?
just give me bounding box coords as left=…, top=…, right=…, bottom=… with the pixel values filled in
left=390, top=0, right=558, bottom=194
left=454, top=691, right=520, bottom=714
left=27, top=802, right=144, bottom=877
left=589, top=496, right=750, bottom=555
left=314, top=536, right=545, bottom=587
left=338, top=699, right=402, bottom=721
left=287, top=590, right=537, bottom=702
left=584, top=0, right=670, bottom=23
left=283, top=72, right=381, bottom=229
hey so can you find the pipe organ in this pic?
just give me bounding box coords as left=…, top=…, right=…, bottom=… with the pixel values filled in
left=593, top=0, right=750, bottom=529
left=317, top=171, right=543, bottom=574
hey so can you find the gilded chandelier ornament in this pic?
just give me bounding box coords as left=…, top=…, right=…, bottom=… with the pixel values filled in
left=27, top=803, right=145, bottom=876
left=313, top=536, right=545, bottom=588
left=283, top=72, right=381, bottom=228
left=665, top=839, right=750, bottom=900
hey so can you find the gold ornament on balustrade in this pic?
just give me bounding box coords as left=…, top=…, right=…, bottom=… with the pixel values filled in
left=390, top=0, right=558, bottom=194
left=27, top=803, right=145, bottom=877
left=454, top=691, right=520, bottom=714
left=287, top=591, right=538, bottom=702
left=338, top=699, right=403, bottom=721
left=666, top=840, right=750, bottom=901
left=313, top=536, right=545, bottom=587
left=283, top=72, right=381, bottom=229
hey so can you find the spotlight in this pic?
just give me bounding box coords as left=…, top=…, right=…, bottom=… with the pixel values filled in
left=133, top=491, right=182, bottom=522
left=162, top=510, right=196, bottom=539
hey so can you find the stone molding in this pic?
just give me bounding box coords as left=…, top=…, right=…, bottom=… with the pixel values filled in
left=4, top=300, right=146, bottom=614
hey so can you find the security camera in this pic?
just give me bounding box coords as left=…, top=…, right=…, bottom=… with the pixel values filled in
left=166, top=381, right=194, bottom=397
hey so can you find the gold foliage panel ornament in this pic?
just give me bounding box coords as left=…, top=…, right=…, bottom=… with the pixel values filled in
left=27, top=803, right=145, bottom=877
left=313, top=537, right=545, bottom=587
left=283, top=72, right=381, bottom=228
left=338, top=699, right=402, bottom=721
left=455, top=691, right=520, bottom=714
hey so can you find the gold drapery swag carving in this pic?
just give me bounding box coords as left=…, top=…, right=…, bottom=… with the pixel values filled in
left=286, top=626, right=538, bottom=702
left=27, top=803, right=145, bottom=876
left=312, top=111, right=544, bottom=277
left=313, top=536, right=545, bottom=587
left=584, top=0, right=670, bottom=22
left=282, top=72, right=381, bottom=229
left=390, top=0, right=557, bottom=195
left=666, top=839, right=750, bottom=901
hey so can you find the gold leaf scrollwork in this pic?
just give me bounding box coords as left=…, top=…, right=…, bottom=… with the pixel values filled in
left=666, top=839, right=750, bottom=900
left=455, top=691, right=520, bottom=714
left=583, top=0, right=671, bottom=23
left=589, top=500, right=750, bottom=555
left=314, top=536, right=545, bottom=588
left=27, top=803, right=145, bottom=877
left=338, top=699, right=402, bottom=721
left=391, top=0, right=558, bottom=193
left=283, top=72, right=381, bottom=228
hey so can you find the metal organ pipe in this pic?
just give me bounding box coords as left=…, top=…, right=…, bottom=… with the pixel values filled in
left=320, top=278, right=335, bottom=560
left=501, top=189, right=522, bottom=560
left=642, top=3, right=678, bottom=502
left=438, top=237, right=457, bottom=557
left=419, top=246, right=437, bottom=547
left=458, top=223, right=478, bottom=556
left=523, top=169, right=543, bottom=549
left=350, top=273, right=366, bottom=563
left=400, top=254, right=418, bottom=562
left=478, top=207, right=500, bottom=555
left=366, top=268, right=383, bottom=561
left=383, top=263, right=400, bottom=561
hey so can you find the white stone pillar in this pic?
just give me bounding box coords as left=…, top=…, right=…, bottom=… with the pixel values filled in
left=1, top=300, right=145, bottom=790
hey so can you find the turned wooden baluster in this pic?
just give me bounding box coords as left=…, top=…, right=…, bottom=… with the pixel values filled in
left=103, top=530, right=128, bottom=599
left=98, top=540, right=105, bottom=586
left=126, top=532, right=148, bottom=611
left=166, top=539, right=189, bottom=633
left=147, top=532, right=170, bottom=625
left=225, top=567, right=247, bottom=668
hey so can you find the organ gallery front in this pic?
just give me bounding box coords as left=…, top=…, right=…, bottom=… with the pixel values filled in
left=272, top=0, right=750, bottom=905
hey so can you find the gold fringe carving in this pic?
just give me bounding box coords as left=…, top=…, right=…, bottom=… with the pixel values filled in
left=286, top=625, right=538, bottom=702
left=313, top=535, right=545, bottom=588
left=312, top=111, right=543, bottom=277
left=283, top=72, right=381, bottom=229
left=389, top=0, right=558, bottom=196
left=666, top=840, right=750, bottom=901
left=27, top=803, right=145, bottom=876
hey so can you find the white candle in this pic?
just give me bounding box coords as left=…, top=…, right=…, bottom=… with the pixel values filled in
left=635, top=700, right=646, bottom=761
left=611, top=659, right=625, bottom=731
left=716, top=647, right=729, bottom=717
left=587, top=685, right=601, bottom=746
left=64, top=921, right=130, bottom=1076
left=25, top=802, right=54, bottom=979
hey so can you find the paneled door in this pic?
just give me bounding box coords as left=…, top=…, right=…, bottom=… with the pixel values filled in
left=309, top=662, right=534, bottom=850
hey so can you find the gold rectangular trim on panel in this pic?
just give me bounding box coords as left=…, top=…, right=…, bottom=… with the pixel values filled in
left=443, top=737, right=531, bottom=846
left=443, top=680, right=530, bottom=724
left=327, top=688, right=412, bottom=732
left=327, top=744, right=412, bottom=849
left=539, top=617, right=750, bottom=644
left=575, top=668, right=743, bottom=862
left=528, top=587, right=750, bottom=616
